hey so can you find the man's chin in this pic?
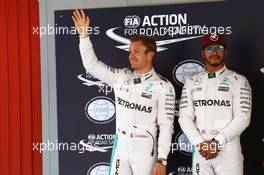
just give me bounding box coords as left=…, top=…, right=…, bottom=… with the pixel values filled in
left=209, top=63, right=222, bottom=67
left=130, top=63, right=138, bottom=69
left=207, top=60, right=224, bottom=67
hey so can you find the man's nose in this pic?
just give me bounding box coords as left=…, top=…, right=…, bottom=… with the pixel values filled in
left=212, top=50, right=219, bottom=54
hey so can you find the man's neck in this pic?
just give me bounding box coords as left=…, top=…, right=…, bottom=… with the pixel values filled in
left=205, top=64, right=224, bottom=73
left=134, top=66, right=153, bottom=75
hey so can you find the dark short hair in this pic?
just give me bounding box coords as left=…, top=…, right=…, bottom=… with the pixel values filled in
left=130, top=35, right=157, bottom=54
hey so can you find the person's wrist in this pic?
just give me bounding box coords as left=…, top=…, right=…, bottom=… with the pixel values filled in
left=157, top=158, right=167, bottom=166
left=79, top=33, right=88, bottom=39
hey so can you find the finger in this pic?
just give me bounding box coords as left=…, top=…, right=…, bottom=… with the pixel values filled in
left=152, top=169, right=156, bottom=175
left=199, top=147, right=204, bottom=153
left=207, top=155, right=214, bottom=160
left=73, top=10, right=79, bottom=20
left=75, top=9, right=82, bottom=20
left=73, top=11, right=79, bottom=20
left=72, top=16, right=79, bottom=29
left=72, top=16, right=77, bottom=24
left=80, top=9, right=85, bottom=18
left=199, top=149, right=206, bottom=155
left=86, top=16, right=90, bottom=26
left=201, top=152, right=208, bottom=158
left=205, top=153, right=212, bottom=160
left=207, top=152, right=217, bottom=160
left=212, top=152, right=218, bottom=158
left=199, top=150, right=204, bottom=156
left=202, top=153, right=207, bottom=158
left=152, top=167, right=155, bottom=175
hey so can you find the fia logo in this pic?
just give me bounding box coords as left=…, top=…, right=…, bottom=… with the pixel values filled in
left=173, top=60, right=204, bottom=86
left=123, top=15, right=141, bottom=28
left=85, top=96, right=115, bottom=124
left=87, top=162, right=110, bottom=175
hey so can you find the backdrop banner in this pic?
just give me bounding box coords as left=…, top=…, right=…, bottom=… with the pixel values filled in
left=54, top=1, right=264, bottom=174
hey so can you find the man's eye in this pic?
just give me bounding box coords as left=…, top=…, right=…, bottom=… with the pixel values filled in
left=206, top=48, right=212, bottom=53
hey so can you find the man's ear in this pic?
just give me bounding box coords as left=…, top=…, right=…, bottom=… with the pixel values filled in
left=224, top=48, right=228, bottom=57
left=147, top=51, right=155, bottom=61
left=201, top=49, right=205, bottom=58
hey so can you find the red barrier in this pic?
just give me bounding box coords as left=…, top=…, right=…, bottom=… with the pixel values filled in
left=0, top=0, right=42, bottom=174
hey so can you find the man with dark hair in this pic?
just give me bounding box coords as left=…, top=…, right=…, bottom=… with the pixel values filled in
left=130, top=35, right=157, bottom=56
left=72, top=9, right=176, bottom=175
left=179, top=33, right=252, bottom=175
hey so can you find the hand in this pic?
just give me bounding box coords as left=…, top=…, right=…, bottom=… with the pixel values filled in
left=197, top=140, right=219, bottom=160
left=72, top=9, right=90, bottom=38
left=152, top=162, right=166, bottom=175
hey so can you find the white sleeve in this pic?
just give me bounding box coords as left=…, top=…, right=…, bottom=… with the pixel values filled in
left=215, top=76, right=252, bottom=145
left=178, top=78, right=204, bottom=146
left=79, top=37, right=124, bottom=87
left=157, top=82, right=175, bottom=159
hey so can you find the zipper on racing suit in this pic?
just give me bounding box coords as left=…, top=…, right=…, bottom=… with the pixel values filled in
left=133, top=125, right=154, bottom=156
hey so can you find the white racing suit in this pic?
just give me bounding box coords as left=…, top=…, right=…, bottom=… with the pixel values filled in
left=79, top=37, right=175, bottom=175
left=179, top=65, right=252, bottom=175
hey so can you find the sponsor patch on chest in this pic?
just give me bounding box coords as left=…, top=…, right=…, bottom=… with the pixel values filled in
left=218, top=86, right=229, bottom=92
left=141, top=92, right=152, bottom=99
